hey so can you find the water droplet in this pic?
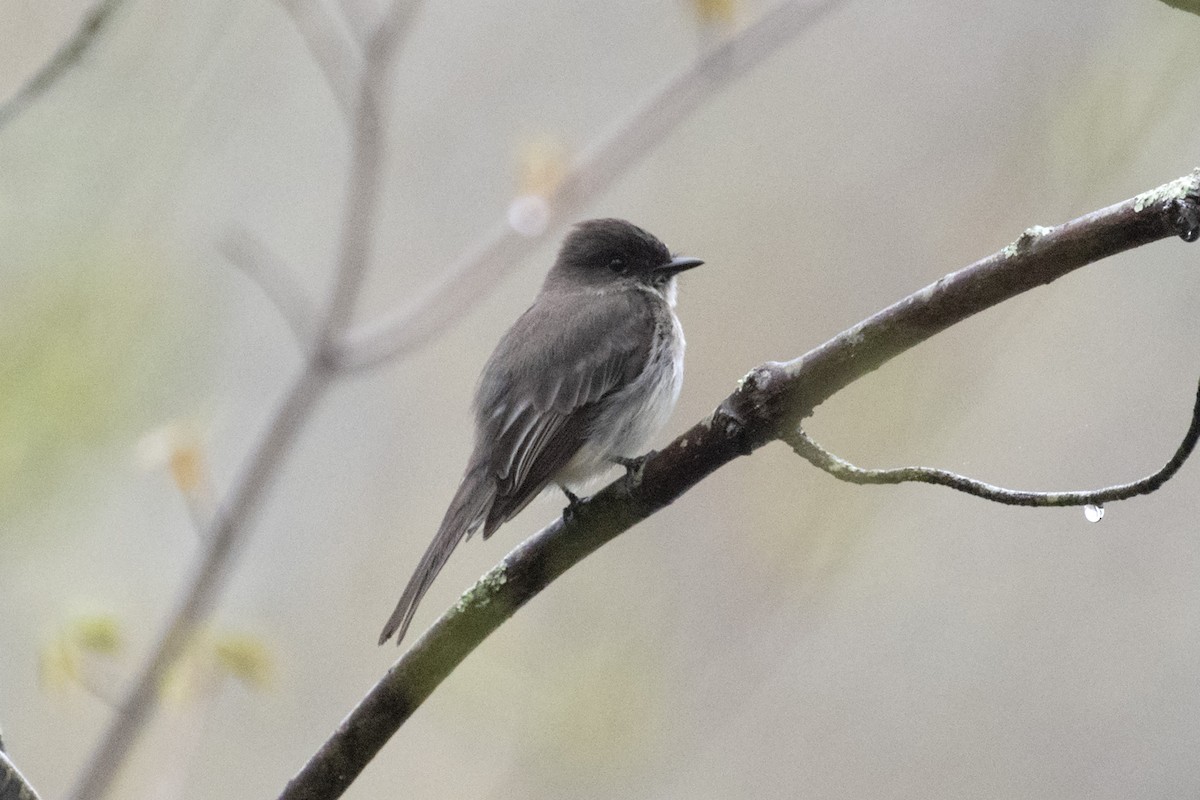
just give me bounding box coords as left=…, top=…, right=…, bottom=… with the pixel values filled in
left=1083, top=504, right=1105, bottom=523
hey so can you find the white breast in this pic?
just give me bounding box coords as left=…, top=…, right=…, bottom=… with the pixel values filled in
left=556, top=289, right=685, bottom=489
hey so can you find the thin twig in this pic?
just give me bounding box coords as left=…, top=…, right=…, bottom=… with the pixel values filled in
left=279, top=172, right=1200, bottom=800
left=0, top=0, right=128, bottom=131
left=275, top=0, right=361, bottom=121
left=785, top=373, right=1200, bottom=505
left=218, top=228, right=320, bottom=348
left=66, top=368, right=332, bottom=800
left=335, top=0, right=851, bottom=371
left=338, top=0, right=378, bottom=46
left=66, top=4, right=424, bottom=798
left=315, top=0, right=422, bottom=349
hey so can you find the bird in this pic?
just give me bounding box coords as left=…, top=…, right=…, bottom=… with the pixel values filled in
left=379, top=218, right=703, bottom=645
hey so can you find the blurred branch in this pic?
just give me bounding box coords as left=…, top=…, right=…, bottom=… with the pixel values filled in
left=219, top=228, right=320, bottom=348
left=334, top=0, right=850, bottom=371
left=0, top=0, right=127, bottom=131
left=65, top=4, right=424, bottom=800
left=338, top=0, right=378, bottom=46
left=0, top=738, right=42, bottom=800
left=279, top=171, right=1200, bottom=800
left=66, top=369, right=331, bottom=800
left=275, top=0, right=362, bottom=120
left=315, top=0, right=422, bottom=347
left=786, top=376, right=1200, bottom=504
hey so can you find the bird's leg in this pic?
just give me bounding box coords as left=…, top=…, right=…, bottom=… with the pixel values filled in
left=610, top=450, right=655, bottom=490
left=560, top=452, right=657, bottom=523
left=558, top=484, right=584, bottom=523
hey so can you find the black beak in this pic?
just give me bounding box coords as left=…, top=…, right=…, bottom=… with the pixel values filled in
left=657, top=256, right=704, bottom=275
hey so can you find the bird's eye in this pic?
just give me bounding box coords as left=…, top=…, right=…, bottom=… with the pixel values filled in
left=608, top=257, right=627, bottom=274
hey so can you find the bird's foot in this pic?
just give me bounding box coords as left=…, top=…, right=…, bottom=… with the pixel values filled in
left=559, top=485, right=585, bottom=523
left=611, top=451, right=655, bottom=490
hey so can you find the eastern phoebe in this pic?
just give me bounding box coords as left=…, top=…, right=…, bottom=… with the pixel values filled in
left=379, top=218, right=702, bottom=645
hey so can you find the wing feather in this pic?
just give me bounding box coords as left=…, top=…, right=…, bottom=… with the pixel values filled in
left=473, top=288, right=656, bottom=538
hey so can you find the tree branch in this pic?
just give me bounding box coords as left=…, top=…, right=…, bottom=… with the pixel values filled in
left=0, top=736, right=43, bottom=800
left=786, top=372, right=1200, bottom=505
left=314, top=0, right=422, bottom=349
left=275, top=0, right=362, bottom=121
left=66, top=368, right=332, bottom=800
left=65, top=4, right=423, bottom=798
left=218, top=227, right=320, bottom=348
left=338, top=0, right=378, bottom=46
left=333, top=0, right=850, bottom=370
left=278, top=169, right=1200, bottom=800
left=0, top=0, right=128, bottom=131
left=1157, top=0, right=1200, bottom=18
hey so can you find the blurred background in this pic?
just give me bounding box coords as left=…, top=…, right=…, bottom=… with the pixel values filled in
left=2, top=0, right=1200, bottom=797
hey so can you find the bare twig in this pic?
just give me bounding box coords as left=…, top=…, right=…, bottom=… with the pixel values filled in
left=334, top=0, right=851, bottom=370
left=275, top=0, right=362, bottom=120
left=66, top=4, right=424, bottom=798
left=279, top=172, right=1200, bottom=800
left=315, top=0, right=422, bottom=348
left=785, top=372, right=1200, bottom=504
left=0, top=0, right=128, bottom=131
left=218, top=228, right=320, bottom=348
left=67, top=368, right=332, bottom=800
left=338, top=0, right=378, bottom=46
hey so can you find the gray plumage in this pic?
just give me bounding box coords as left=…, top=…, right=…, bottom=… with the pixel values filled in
left=379, top=219, right=701, bottom=645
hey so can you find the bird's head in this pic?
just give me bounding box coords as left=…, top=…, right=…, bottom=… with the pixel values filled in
left=544, top=218, right=702, bottom=297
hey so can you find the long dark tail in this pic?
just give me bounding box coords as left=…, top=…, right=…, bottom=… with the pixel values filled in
left=378, top=466, right=496, bottom=645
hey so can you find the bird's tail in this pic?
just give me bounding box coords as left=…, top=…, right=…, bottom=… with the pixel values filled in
left=378, top=466, right=495, bottom=645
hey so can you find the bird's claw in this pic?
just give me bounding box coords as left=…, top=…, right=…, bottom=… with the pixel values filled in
left=611, top=451, right=654, bottom=490
left=560, top=485, right=584, bottom=523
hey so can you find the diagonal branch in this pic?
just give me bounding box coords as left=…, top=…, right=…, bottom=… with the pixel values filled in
left=66, top=369, right=332, bottom=800
left=0, top=0, right=128, bottom=131
left=218, top=227, right=320, bottom=348
left=278, top=171, right=1200, bottom=800
left=786, top=372, right=1200, bottom=505
left=1, top=733, right=44, bottom=800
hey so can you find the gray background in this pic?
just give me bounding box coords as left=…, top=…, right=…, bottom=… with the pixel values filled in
left=2, top=0, right=1200, bottom=797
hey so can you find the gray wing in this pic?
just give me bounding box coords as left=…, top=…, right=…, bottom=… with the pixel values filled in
left=474, top=287, right=655, bottom=537
left=379, top=288, right=655, bottom=645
